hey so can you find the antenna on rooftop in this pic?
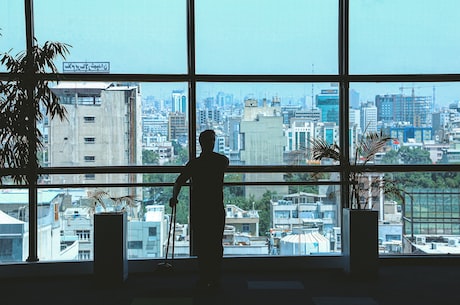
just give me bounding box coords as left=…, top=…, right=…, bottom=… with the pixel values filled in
left=311, top=64, right=315, bottom=110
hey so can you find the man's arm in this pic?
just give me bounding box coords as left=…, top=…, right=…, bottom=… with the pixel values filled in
left=169, top=171, right=190, bottom=207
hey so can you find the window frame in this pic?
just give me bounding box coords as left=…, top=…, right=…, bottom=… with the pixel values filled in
left=1, top=0, right=460, bottom=263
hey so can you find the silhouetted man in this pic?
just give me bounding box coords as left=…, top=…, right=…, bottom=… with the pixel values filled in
left=169, top=129, right=229, bottom=291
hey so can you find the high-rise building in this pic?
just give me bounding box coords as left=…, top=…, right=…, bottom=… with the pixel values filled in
left=281, top=105, right=302, bottom=125
left=349, top=108, right=361, bottom=133
left=284, top=119, right=315, bottom=165
left=240, top=99, right=288, bottom=199
left=216, top=91, right=233, bottom=108
left=171, top=90, right=187, bottom=114
left=168, top=112, right=187, bottom=143
left=316, top=89, right=339, bottom=123
left=198, top=108, right=223, bottom=130
left=349, top=89, right=360, bottom=109
left=295, top=109, right=321, bottom=123
left=48, top=82, right=142, bottom=197
left=376, top=93, right=431, bottom=126
left=361, top=101, right=378, bottom=132
left=285, top=118, right=315, bottom=154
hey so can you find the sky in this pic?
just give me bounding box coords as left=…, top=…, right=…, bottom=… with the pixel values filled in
left=1, top=0, right=460, bottom=106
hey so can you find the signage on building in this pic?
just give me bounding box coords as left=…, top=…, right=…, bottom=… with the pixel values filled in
left=321, top=89, right=338, bottom=94
left=63, top=62, right=110, bottom=73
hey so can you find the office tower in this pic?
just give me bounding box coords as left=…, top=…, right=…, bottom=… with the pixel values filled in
left=316, top=89, right=339, bottom=123
left=198, top=108, right=223, bottom=130
left=168, top=112, right=187, bottom=143
left=285, top=118, right=315, bottom=153
left=295, top=109, right=321, bottom=123
left=171, top=90, right=187, bottom=114
left=349, top=89, right=360, bottom=109
left=281, top=105, right=302, bottom=125
left=361, top=101, right=378, bottom=132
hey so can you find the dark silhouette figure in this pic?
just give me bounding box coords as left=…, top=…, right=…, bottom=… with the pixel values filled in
left=169, top=129, right=229, bottom=290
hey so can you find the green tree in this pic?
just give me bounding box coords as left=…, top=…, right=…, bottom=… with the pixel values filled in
left=223, top=173, right=245, bottom=200
left=285, top=172, right=319, bottom=194
left=255, top=191, right=276, bottom=236
left=170, top=140, right=189, bottom=165
left=142, top=149, right=159, bottom=165
left=398, top=146, right=432, bottom=165
left=381, top=149, right=400, bottom=164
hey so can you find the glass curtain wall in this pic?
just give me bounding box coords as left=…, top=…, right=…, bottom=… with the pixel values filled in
left=1, top=0, right=460, bottom=263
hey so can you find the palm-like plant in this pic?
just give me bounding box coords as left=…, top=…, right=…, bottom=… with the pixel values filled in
left=310, top=130, right=403, bottom=209
left=0, top=40, right=71, bottom=184
left=87, top=189, right=139, bottom=214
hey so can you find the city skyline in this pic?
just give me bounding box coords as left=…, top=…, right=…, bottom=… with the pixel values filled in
left=141, top=82, right=460, bottom=110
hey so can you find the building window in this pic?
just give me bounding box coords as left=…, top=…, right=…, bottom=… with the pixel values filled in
left=275, top=211, right=290, bottom=219
left=128, top=241, right=143, bottom=249
left=0, top=239, right=13, bottom=260
left=83, top=116, right=95, bottom=123
left=83, top=137, right=95, bottom=144
left=148, top=227, right=157, bottom=237
left=75, top=230, right=90, bottom=242
left=84, top=174, right=95, bottom=180
left=84, top=156, right=95, bottom=162
left=78, top=250, right=90, bottom=261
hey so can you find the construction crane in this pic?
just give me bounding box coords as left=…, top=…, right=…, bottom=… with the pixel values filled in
left=398, top=84, right=435, bottom=127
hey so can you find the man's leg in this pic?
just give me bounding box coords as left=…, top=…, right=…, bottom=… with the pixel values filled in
left=196, top=220, right=224, bottom=287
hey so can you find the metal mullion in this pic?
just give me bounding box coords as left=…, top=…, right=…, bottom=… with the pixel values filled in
left=348, top=74, right=460, bottom=83
left=5, top=73, right=460, bottom=83
left=187, top=0, right=198, bottom=257
left=339, top=0, right=350, bottom=212
left=24, top=0, right=39, bottom=263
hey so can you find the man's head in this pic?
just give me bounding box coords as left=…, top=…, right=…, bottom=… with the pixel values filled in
left=199, top=129, right=216, bottom=152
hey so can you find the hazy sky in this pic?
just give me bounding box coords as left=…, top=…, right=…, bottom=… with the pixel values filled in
left=1, top=0, right=460, bottom=105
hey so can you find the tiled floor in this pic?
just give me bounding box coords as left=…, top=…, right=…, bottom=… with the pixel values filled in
left=1, top=264, right=460, bottom=305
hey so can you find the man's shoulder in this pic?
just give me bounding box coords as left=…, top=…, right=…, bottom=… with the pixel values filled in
left=195, top=152, right=229, bottom=166
left=215, top=152, right=229, bottom=163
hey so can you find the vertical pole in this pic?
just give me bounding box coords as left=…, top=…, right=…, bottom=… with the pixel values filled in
left=25, top=0, right=39, bottom=262
left=187, top=0, right=198, bottom=256
left=338, top=0, right=350, bottom=248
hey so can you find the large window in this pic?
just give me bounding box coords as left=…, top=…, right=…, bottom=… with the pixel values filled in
left=349, top=0, right=460, bottom=74
left=1, top=0, right=460, bottom=264
left=34, top=0, right=188, bottom=74
left=195, top=0, right=338, bottom=74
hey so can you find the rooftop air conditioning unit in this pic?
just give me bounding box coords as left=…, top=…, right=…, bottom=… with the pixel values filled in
left=448, top=238, right=458, bottom=247
left=416, top=236, right=426, bottom=245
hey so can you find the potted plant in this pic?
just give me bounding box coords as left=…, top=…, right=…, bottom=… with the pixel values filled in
left=87, top=189, right=139, bottom=285
left=0, top=39, right=71, bottom=184
left=310, top=129, right=406, bottom=278
left=0, top=34, right=70, bottom=262
left=87, top=189, right=138, bottom=214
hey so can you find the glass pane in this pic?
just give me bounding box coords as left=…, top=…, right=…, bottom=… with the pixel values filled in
left=378, top=172, right=460, bottom=255
left=350, top=0, right=460, bottom=74
left=41, top=81, right=188, bottom=177
left=33, top=185, right=189, bottom=262
left=350, top=82, right=460, bottom=165
left=34, top=0, right=187, bottom=74
left=223, top=183, right=341, bottom=257
left=0, top=188, right=28, bottom=263
left=196, top=0, right=338, bottom=74
left=0, top=0, right=26, bottom=73
left=196, top=82, right=341, bottom=165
